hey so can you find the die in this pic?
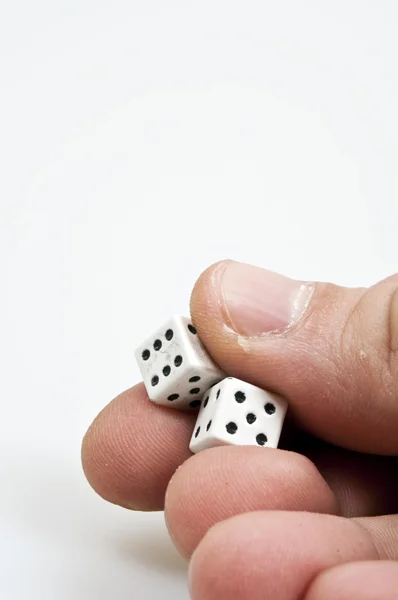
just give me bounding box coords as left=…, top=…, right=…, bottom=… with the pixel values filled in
left=135, top=315, right=225, bottom=408
left=189, top=377, right=288, bottom=453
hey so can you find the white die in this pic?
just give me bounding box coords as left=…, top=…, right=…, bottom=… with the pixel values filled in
left=135, top=315, right=224, bottom=408
left=189, top=377, right=288, bottom=453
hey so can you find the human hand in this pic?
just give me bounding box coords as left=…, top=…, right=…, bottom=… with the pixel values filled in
left=82, top=260, right=398, bottom=599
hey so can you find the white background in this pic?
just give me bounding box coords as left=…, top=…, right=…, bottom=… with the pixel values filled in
left=1, top=1, right=397, bottom=598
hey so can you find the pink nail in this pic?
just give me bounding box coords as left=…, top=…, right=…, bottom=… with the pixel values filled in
left=221, top=262, right=313, bottom=336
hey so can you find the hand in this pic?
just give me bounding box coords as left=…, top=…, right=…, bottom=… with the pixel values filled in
left=81, top=260, right=398, bottom=600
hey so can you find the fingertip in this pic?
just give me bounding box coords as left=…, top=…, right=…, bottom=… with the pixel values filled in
left=190, top=259, right=231, bottom=335
left=165, top=446, right=339, bottom=558
left=81, top=384, right=148, bottom=510
left=81, top=383, right=195, bottom=511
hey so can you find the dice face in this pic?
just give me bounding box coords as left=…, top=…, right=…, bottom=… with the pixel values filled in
left=135, top=315, right=224, bottom=408
left=189, top=377, right=288, bottom=453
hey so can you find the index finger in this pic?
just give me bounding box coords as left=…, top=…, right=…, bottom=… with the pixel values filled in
left=81, top=383, right=194, bottom=510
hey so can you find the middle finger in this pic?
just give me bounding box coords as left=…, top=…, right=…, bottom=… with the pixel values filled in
left=165, top=445, right=339, bottom=557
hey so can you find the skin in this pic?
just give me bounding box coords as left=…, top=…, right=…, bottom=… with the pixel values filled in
left=82, top=260, right=398, bottom=599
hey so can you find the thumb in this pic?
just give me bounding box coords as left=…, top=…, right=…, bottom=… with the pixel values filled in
left=190, top=260, right=398, bottom=455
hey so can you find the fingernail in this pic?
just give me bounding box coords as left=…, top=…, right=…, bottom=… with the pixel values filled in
left=220, top=262, right=314, bottom=336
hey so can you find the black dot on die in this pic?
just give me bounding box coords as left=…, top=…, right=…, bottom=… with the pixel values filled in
left=174, top=355, right=183, bottom=367
left=188, top=324, right=197, bottom=334
left=264, top=403, right=276, bottom=415
left=216, top=389, right=220, bottom=399
left=153, top=339, right=162, bottom=351
left=151, top=375, right=159, bottom=386
left=206, top=420, right=212, bottom=431
left=162, top=365, right=171, bottom=377
left=235, top=391, right=246, bottom=403
left=195, top=426, right=200, bottom=438
left=190, top=388, right=200, bottom=395
left=226, top=422, right=238, bottom=435
left=168, top=393, right=179, bottom=401
left=246, top=413, right=256, bottom=424
left=189, top=400, right=201, bottom=409
left=189, top=376, right=201, bottom=382
left=142, top=349, right=150, bottom=361
left=256, top=433, right=268, bottom=446
left=203, top=396, right=209, bottom=408
left=165, top=329, right=174, bottom=341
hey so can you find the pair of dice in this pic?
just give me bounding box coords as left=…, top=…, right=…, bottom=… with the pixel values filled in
left=135, top=316, right=288, bottom=453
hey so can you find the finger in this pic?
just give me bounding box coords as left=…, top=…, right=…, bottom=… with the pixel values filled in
left=81, top=385, right=398, bottom=515
left=190, top=261, right=398, bottom=454
left=304, top=561, right=398, bottom=600
left=189, top=511, right=398, bottom=600
left=294, top=434, right=398, bottom=517
left=81, top=383, right=195, bottom=510
left=164, top=446, right=339, bottom=556
left=355, top=514, right=398, bottom=560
